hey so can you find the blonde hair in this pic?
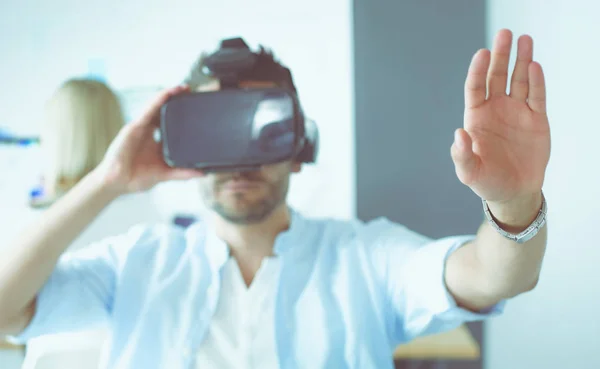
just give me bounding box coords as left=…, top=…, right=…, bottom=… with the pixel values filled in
left=41, top=78, right=124, bottom=195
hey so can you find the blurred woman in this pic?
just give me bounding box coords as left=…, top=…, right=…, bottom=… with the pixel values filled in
left=33, top=78, right=124, bottom=206
left=21, top=78, right=167, bottom=248
left=17, top=78, right=166, bottom=369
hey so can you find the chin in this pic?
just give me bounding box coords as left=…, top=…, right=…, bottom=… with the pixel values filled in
left=212, top=196, right=280, bottom=225
left=215, top=205, right=271, bottom=225
left=219, top=193, right=261, bottom=210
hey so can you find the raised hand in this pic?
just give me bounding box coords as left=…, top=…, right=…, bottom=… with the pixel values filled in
left=451, top=29, right=551, bottom=221
left=96, top=85, right=204, bottom=194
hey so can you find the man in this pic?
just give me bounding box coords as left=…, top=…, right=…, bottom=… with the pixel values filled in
left=0, top=29, right=549, bottom=369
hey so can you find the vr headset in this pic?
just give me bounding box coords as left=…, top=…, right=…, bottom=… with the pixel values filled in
left=159, top=37, right=319, bottom=172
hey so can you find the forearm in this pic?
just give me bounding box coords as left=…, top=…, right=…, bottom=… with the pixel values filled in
left=446, top=192, right=547, bottom=310
left=0, top=170, right=119, bottom=328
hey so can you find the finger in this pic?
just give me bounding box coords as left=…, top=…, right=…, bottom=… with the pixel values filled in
left=138, top=85, right=190, bottom=126
left=487, top=29, right=513, bottom=97
left=527, top=62, right=547, bottom=114
left=509, top=35, right=533, bottom=101
left=465, top=49, right=491, bottom=109
left=450, top=129, right=480, bottom=186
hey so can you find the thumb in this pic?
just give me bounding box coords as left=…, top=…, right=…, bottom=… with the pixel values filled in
left=450, top=128, right=480, bottom=186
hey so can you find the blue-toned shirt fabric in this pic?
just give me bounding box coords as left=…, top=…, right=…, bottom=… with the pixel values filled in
left=10, top=209, right=503, bottom=369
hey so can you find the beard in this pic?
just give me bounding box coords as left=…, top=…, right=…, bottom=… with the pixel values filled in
left=202, top=171, right=289, bottom=225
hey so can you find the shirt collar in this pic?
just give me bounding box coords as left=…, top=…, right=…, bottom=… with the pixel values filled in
left=273, top=207, right=308, bottom=256
left=188, top=207, right=309, bottom=270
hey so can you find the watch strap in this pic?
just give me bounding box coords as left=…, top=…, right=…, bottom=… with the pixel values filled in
left=482, top=191, right=547, bottom=244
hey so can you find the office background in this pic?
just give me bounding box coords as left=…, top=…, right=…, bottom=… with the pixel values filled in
left=1, top=1, right=598, bottom=368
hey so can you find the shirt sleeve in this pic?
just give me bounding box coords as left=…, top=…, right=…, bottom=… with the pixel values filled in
left=6, top=226, right=147, bottom=344
left=361, top=218, right=505, bottom=345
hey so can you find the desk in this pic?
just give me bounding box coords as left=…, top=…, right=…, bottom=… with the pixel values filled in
left=0, top=339, right=25, bottom=369
left=0, top=339, right=24, bottom=351
left=393, top=325, right=479, bottom=360
left=2, top=327, right=479, bottom=359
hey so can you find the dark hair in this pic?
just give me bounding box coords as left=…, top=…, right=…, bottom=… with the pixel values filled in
left=185, top=44, right=298, bottom=94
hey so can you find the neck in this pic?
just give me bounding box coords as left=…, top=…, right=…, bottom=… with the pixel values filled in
left=213, top=204, right=291, bottom=260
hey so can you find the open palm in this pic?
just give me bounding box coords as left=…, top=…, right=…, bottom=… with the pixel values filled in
left=451, top=29, right=551, bottom=203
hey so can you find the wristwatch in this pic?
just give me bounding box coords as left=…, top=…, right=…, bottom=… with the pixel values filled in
left=482, top=191, right=547, bottom=244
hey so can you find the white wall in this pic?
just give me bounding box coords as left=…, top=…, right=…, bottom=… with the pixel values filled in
left=486, top=1, right=600, bottom=369
left=0, top=1, right=354, bottom=367
left=0, top=0, right=355, bottom=219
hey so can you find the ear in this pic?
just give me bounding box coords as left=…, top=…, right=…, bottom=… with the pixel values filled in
left=291, top=161, right=302, bottom=173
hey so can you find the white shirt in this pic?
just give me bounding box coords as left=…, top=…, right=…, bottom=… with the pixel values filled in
left=196, top=256, right=280, bottom=369
left=11, top=211, right=505, bottom=369
left=11, top=191, right=167, bottom=369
